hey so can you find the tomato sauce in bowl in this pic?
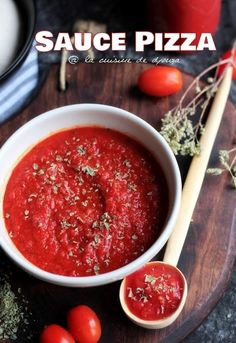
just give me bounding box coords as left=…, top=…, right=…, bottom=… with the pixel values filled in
left=3, top=126, right=168, bottom=277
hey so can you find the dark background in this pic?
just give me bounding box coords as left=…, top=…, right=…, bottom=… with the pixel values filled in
left=34, top=0, right=236, bottom=341
left=36, top=0, right=236, bottom=103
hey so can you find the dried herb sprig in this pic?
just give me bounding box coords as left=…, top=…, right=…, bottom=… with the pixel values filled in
left=207, top=147, right=236, bottom=188
left=160, top=42, right=236, bottom=157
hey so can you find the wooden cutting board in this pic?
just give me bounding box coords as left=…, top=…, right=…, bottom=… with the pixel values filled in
left=0, top=63, right=236, bottom=343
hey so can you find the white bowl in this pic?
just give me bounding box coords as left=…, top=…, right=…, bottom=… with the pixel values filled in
left=0, top=104, right=181, bottom=287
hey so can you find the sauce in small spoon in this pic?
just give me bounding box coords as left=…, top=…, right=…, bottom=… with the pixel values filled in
left=120, top=261, right=187, bottom=328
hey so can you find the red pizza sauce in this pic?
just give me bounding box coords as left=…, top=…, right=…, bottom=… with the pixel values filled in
left=3, top=127, right=168, bottom=276
left=124, top=262, right=184, bottom=320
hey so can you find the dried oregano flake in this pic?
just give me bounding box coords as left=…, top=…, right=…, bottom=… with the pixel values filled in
left=0, top=276, right=29, bottom=341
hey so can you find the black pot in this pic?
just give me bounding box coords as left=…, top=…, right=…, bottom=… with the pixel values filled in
left=0, top=0, right=36, bottom=82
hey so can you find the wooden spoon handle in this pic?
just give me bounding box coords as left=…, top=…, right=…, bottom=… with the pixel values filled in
left=164, top=67, right=233, bottom=267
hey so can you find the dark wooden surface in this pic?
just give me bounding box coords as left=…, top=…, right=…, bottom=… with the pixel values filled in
left=0, top=63, right=236, bottom=343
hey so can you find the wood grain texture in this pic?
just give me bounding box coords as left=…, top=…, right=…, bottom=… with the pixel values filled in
left=0, top=63, right=236, bottom=343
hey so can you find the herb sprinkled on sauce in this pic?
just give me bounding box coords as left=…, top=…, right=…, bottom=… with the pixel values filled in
left=81, top=166, right=96, bottom=176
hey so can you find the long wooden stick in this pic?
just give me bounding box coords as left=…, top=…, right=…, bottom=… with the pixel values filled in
left=164, top=67, right=233, bottom=267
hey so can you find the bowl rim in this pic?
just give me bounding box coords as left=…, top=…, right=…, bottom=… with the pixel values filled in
left=0, top=0, right=36, bottom=82
left=0, top=103, right=182, bottom=287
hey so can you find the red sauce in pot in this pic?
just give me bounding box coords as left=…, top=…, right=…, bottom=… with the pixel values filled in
left=124, top=262, right=184, bottom=320
left=3, top=127, right=168, bottom=276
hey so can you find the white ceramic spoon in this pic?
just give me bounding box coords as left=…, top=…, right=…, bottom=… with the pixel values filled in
left=120, top=66, right=233, bottom=329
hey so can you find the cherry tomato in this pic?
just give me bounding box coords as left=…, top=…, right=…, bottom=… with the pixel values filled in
left=67, top=305, right=101, bottom=343
left=217, top=49, right=236, bottom=80
left=138, top=66, right=183, bottom=97
left=40, top=324, right=75, bottom=343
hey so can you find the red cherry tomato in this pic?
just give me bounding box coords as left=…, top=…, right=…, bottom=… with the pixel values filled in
left=138, top=66, right=183, bottom=97
left=67, top=305, right=101, bottom=343
left=217, top=49, right=236, bottom=80
left=40, top=324, right=75, bottom=343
